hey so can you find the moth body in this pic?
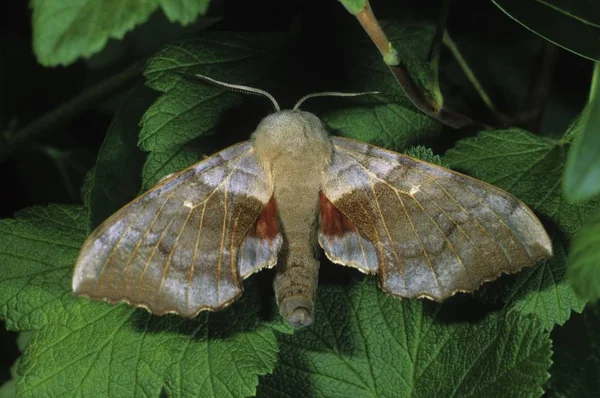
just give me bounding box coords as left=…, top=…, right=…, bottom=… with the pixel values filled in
left=252, top=110, right=332, bottom=326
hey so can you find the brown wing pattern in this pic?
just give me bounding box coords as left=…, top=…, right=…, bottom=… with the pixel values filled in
left=73, top=141, right=276, bottom=316
left=321, top=137, right=552, bottom=300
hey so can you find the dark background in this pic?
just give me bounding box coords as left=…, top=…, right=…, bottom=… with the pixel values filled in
left=0, top=0, right=592, bottom=388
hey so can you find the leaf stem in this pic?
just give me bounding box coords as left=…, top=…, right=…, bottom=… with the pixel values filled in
left=0, top=60, right=146, bottom=162
left=516, top=43, right=558, bottom=132
left=443, top=32, right=511, bottom=125
left=351, top=0, right=483, bottom=129
left=428, top=0, right=451, bottom=102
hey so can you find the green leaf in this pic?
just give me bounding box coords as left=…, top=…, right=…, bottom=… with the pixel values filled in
left=140, top=33, right=285, bottom=152
left=405, top=145, right=442, bottom=165
left=258, top=279, right=552, bottom=397
left=0, top=332, right=33, bottom=398
left=568, top=207, right=600, bottom=301
left=0, top=205, right=280, bottom=397
left=323, top=20, right=440, bottom=151
left=444, top=128, right=597, bottom=329
left=549, top=302, right=600, bottom=397
left=491, top=0, right=600, bottom=61
left=142, top=145, right=204, bottom=189
left=159, top=0, right=210, bottom=25
left=563, top=61, right=600, bottom=202
left=0, top=205, right=87, bottom=331
left=0, top=367, right=16, bottom=398
left=85, top=82, right=156, bottom=231
left=31, top=0, right=160, bottom=66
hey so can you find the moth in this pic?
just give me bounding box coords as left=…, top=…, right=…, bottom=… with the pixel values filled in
left=73, top=76, right=553, bottom=327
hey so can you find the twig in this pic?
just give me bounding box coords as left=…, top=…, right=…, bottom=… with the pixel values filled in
left=427, top=0, right=451, bottom=102
left=515, top=43, right=558, bottom=132
left=443, top=32, right=511, bottom=125
left=0, top=60, right=146, bottom=162
left=351, top=0, right=485, bottom=129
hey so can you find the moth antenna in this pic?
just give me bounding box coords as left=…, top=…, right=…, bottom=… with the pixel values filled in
left=194, top=74, right=280, bottom=112
left=293, top=91, right=379, bottom=110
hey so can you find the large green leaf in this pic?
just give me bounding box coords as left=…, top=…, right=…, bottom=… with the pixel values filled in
left=563, top=61, right=600, bottom=202
left=491, top=0, right=600, bottom=61
left=159, top=0, right=210, bottom=25
left=0, top=205, right=280, bottom=397
left=31, top=0, right=159, bottom=66
left=30, top=0, right=215, bottom=66
left=323, top=20, right=440, bottom=151
left=141, top=145, right=204, bottom=190
left=140, top=33, right=285, bottom=152
left=258, top=279, right=551, bottom=397
left=568, top=207, right=600, bottom=301
left=444, top=128, right=596, bottom=329
left=549, top=302, right=600, bottom=397
left=84, top=82, right=156, bottom=231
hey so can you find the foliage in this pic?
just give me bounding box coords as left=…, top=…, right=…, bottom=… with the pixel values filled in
left=568, top=207, right=600, bottom=301
left=563, top=62, right=600, bottom=202
left=549, top=301, right=600, bottom=397
left=31, top=0, right=211, bottom=66
left=491, top=0, right=600, bottom=61
left=259, top=280, right=551, bottom=398
left=1, top=0, right=599, bottom=397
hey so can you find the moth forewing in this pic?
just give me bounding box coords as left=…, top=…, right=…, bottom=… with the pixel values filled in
left=73, top=141, right=279, bottom=317
left=319, top=137, right=552, bottom=301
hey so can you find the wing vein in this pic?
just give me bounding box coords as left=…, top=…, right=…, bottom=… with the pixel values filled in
left=432, top=180, right=513, bottom=266
left=355, top=226, right=370, bottom=271
left=187, top=203, right=207, bottom=311
left=120, top=194, right=174, bottom=285
left=158, top=207, right=194, bottom=294
left=406, top=189, right=469, bottom=275
left=215, top=176, right=230, bottom=306
left=395, top=191, right=441, bottom=289
left=369, top=181, right=407, bottom=286
left=464, top=188, right=533, bottom=260
left=95, top=201, right=151, bottom=287
left=138, top=205, right=181, bottom=284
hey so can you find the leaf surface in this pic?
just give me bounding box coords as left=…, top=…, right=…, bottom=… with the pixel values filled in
left=85, top=83, right=155, bottom=231
left=31, top=0, right=159, bottom=66
left=563, top=62, right=600, bottom=202
left=568, top=207, right=600, bottom=302
left=159, top=0, right=210, bottom=25
left=140, top=33, right=285, bottom=152
left=259, top=280, right=551, bottom=398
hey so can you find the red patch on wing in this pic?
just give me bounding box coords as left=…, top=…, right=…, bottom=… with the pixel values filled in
left=319, top=192, right=356, bottom=237
left=249, top=197, right=279, bottom=240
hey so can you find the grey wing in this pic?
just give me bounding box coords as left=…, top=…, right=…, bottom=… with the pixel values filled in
left=73, top=141, right=281, bottom=316
left=320, top=136, right=552, bottom=300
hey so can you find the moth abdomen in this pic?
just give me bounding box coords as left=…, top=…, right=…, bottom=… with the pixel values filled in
left=273, top=257, right=320, bottom=327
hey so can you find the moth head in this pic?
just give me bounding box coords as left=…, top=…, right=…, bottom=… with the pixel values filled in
left=191, top=74, right=378, bottom=171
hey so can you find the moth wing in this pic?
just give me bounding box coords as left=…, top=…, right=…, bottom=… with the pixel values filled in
left=73, top=141, right=281, bottom=316
left=320, top=136, right=552, bottom=300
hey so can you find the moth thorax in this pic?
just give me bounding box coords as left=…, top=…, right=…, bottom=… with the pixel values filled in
left=251, top=110, right=332, bottom=168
